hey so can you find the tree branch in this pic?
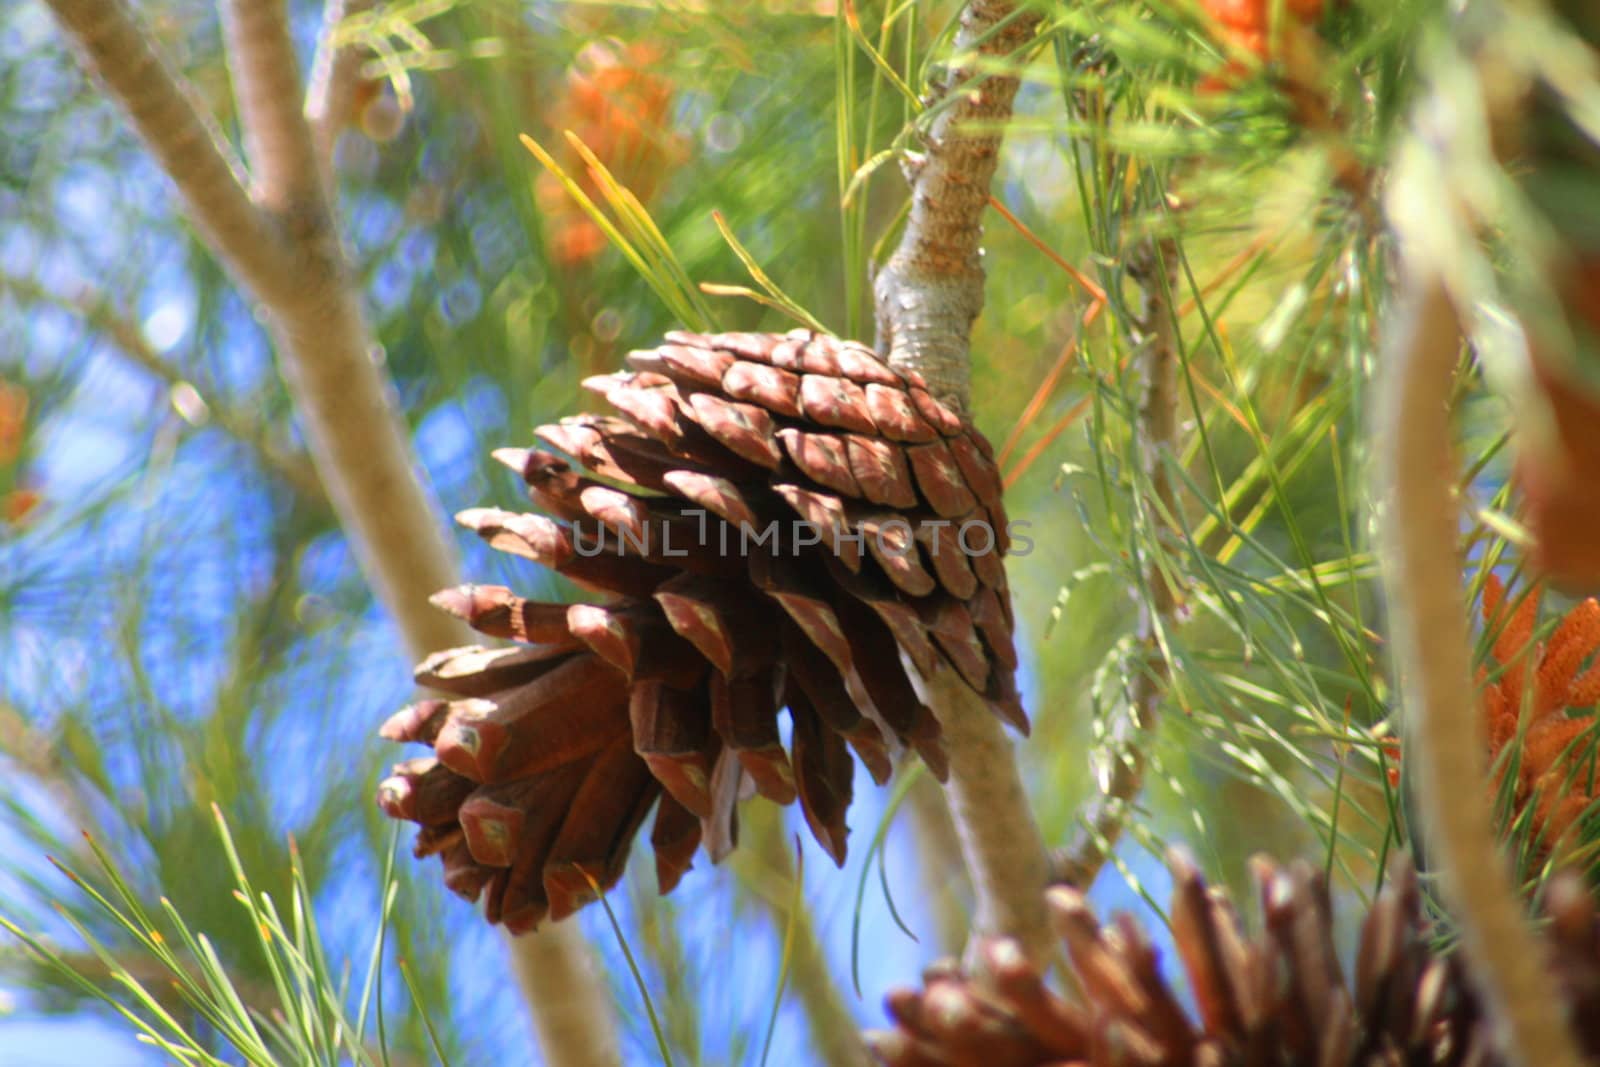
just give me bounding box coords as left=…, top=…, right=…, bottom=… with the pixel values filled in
left=1375, top=274, right=1583, bottom=1067
left=219, top=0, right=323, bottom=214
left=1054, top=237, right=1183, bottom=888
left=921, top=672, right=1052, bottom=965
left=45, top=3, right=623, bottom=1062
left=873, top=0, right=1042, bottom=412
left=42, top=0, right=295, bottom=304
left=873, top=0, right=1053, bottom=968
left=904, top=770, right=972, bottom=955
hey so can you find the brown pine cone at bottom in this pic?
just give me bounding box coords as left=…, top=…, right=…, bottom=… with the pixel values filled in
left=868, top=852, right=1600, bottom=1067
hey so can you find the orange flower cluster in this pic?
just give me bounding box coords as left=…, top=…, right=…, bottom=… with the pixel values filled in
left=1480, top=574, right=1600, bottom=853
left=0, top=380, right=39, bottom=525
left=0, top=381, right=26, bottom=461
left=1198, top=0, right=1325, bottom=92
left=536, top=41, right=681, bottom=267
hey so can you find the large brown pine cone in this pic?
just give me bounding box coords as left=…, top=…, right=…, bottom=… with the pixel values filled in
left=868, top=852, right=1600, bottom=1067
left=377, top=329, right=1021, bottom=931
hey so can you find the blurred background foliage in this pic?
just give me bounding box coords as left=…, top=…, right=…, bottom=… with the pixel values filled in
left=0, top=0, right=1560, bottom=1061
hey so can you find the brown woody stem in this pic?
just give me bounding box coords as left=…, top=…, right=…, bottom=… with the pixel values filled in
left=1376, top=274, right=1583, bottom=1067
left=874, top=0, right=1043, bottom=414
left=43, top=0, right=294, bottom=304
left=219, top=0, right=323, bottom=214
left=873, top=0, right=1052, bottom=968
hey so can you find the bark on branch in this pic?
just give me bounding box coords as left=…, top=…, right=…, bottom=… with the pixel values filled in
left=43, top=0, right=294, bottom=305
left=43, top=2, right=621, bottom=1062
left=874, top=0, right=1052, bottom=968
left=1375, top=275, right=1583, bottom=1067
left=220, top=0, right=323, bottom=214
left=874, top=0, right=1042, bottom=412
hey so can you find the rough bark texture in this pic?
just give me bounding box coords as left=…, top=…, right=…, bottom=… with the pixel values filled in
left=873, top=0, right=1053, bottom=968
left=1054, top=238, right=1182, bottom=889
left=43, top=2, right=620, bottom=1063
left=874, top=0, right=1044, bottom=413
left=1375, top=275, right=1584, bottom=1067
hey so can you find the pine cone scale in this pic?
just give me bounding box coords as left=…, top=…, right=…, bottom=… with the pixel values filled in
left=713, top=669, right=797, bottom=804
left=628, top=677, right=714, bottom=802
left=650, top=793, right=702, bottom=893
left=541, top=733, right=659, bottom=920
left=432, top=656, right=629, bottom=784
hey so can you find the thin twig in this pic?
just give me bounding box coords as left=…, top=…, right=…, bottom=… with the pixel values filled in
left=43, top=3, right=622, bottom=1062
left=872, top=0, right=1052, bottom=968
left=1375, top=273, right=1583, bottom=1067
left=0, top=271, right=324, bottom=502
left=873, top=0, right=1044, bottom=413
left=220, top=0, right=323, bottom=214
left=1054, top=237, right=1184, bottom=889
left=43, top=0, right=296, bottom=306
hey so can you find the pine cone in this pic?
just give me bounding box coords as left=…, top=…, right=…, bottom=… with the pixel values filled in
left=868, top=852, right=1513, bottom=1066
left=377, top=329, right=1020, bottom=930
left=1519, top=339, right=1600, bottom=593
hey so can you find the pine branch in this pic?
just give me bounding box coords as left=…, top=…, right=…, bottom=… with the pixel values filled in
left=43, top=3, right=622, bottom=1062
left=915, top=672, right=1051, bottom=965
left=873, top=0, right=1042, bottom=412
left=219, top=0, right=323, bottom=213
left=42, top=0, right=295, bottom=306
left=503, top=936, right=621, bottom=1066
left=1054, top=237, right=1183, bottom=888
left=904, top=771, right=972, bottom=955
left=1375, top=273, right=1584, bottom=1067
left=873, top=0, right=1053, bottom=967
